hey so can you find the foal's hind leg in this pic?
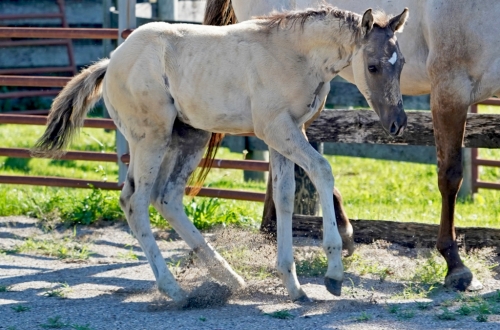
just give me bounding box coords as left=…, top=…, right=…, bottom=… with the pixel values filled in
left=120, top=136, right=188, bottom=303
left=151, top=122, right=245, bottom=291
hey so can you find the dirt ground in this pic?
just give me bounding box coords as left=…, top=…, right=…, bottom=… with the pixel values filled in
left=1, top=215, right=499, bottom=330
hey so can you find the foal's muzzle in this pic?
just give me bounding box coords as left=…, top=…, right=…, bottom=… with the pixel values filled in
left=383, top=106, right=407, bottom=137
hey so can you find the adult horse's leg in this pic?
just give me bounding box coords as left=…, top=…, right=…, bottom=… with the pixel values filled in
left=269, top=148, right=310, bottom=301
left=263, top=113, right=344, bottom=296
left=333, top=188, right=354, bottom=256
left=151, top=121, right=245, bottom=291
left=431, top=87, right=483, bottom=291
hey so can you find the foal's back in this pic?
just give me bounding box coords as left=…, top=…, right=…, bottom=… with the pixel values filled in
left=106, top=21, right=333, bottom=135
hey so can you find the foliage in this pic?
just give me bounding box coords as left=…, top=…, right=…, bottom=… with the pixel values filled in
left=476, top=314, right=488, bottom=322
left=184, top=198, right=258, bottom=230
left=416, top=301, right=432, bottom=310
left=436, top=307, right=456, bottom=320
left=456, top=304, right=473, bottom=316
left=397, top=309, right=415, bottom=320
left=71, top=325, right=94, bottom=330
left=15, top=237, right=93, bottom=260
left=356, top=312, right=371, bottom=322
left=10, top=305, right=30, bottom=313
left=296, top=252, right=327, bottom=277
left=264, top=310, right=294, bottom=319
left=412, top=252, right=448, bottom=285
left=117, top=246, right=139, bottom=261
left=2, top=117, right=500, bottom=230
left=65, top=186, right=122, bottom=225
left=40, top=316, right=69, bottom=329
left=219, top=246, right=273, bottom=280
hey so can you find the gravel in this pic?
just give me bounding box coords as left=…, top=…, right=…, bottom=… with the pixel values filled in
left=1, top=216, right=499, bottom=330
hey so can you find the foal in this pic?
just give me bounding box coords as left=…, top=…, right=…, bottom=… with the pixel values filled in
left=33, top=6, right=408, bottom=304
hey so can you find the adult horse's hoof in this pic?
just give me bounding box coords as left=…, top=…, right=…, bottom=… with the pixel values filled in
left=341, top=234, right=355, bottom=257
left=324, top=277, right=342, bottom=296
left=444, top=267, right=482, bottom=291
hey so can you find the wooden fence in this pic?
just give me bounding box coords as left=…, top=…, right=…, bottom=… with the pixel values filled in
left=1, top=23, right=500, bottom=248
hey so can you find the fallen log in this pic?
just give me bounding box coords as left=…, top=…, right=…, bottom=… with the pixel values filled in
left=287, top=215, right=500, bottom=250
left=307, top=110, right=500, bottom=148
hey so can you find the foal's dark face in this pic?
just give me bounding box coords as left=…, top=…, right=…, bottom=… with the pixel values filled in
left=352, top=9, right=409, bottom=136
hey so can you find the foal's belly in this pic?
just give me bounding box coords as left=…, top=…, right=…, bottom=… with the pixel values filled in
left=175, top=102, right=255, bottom=135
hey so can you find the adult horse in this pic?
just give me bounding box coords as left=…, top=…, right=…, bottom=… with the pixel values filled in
left=207, top=0, right=500, bottom=292
left=32, top=6, right=409, bottom=304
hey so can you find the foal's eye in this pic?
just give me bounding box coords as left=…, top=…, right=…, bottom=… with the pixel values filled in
left=368, top=65, right=378, bottom=73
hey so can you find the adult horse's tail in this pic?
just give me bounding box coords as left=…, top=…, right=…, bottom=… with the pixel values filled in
left=31, top=59, right=109, bottom=158
left=187, top=0, right=238, bottom=196
left=204, top=0, right=237, bottom=25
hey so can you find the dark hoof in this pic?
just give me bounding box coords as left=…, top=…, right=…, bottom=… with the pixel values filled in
left=444, top=267, right=482, bottom=292
left=324, top=277, right=342, bottom=296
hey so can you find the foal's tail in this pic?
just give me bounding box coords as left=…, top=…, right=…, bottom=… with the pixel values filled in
left=31, top=59, right=109, bottom=158
left=187, top=0, right=238, bottom=196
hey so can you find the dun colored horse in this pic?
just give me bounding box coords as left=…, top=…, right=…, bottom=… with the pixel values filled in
left=33, top=6, right=408, bottom=303
left=206, top=0, right=500, bottom=292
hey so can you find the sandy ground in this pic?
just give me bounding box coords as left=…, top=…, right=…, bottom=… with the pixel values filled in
left=1, top=215, right=499, bottom=330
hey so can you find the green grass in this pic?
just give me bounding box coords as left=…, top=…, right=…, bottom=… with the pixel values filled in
left=264, top=310, right=294, bottom=320
left=40, top=316, right=69, bottom=329
left=356, top=311, right=371, bottom=322
left=15, top=237, right=93, bottom=260
left=10, top=305, right=30, bottom=313
left=436, top=307, right=456, bottom=320
left=1, top=104, right=500, bottom=229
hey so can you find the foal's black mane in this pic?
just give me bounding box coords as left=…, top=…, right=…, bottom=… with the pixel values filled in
left=260, top=5, right=390, bottom=32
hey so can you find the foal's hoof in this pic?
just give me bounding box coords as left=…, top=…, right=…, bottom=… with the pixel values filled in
left=444, top=267, right=482, bottom=292
left=324, top=277, right=342, bottom=296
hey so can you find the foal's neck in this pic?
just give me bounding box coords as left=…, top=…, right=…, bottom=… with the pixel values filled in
left=303, top=16, right=359, bottom=81
left=268, top=10, right=361, bottom=82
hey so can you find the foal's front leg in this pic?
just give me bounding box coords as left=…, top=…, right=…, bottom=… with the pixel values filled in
left=263, top=114, right=344, bottom=297
left=270, top=148, right=309, bottom=302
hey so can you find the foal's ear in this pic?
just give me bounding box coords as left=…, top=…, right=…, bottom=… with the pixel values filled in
left=389, top=8, right=409, bottom=33
left=361, top=9, right=374, bottom=36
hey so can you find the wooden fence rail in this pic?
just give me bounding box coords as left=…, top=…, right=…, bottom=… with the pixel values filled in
left=307, top=109, right=500, bottom=148
left=1, top=26, right=500, bottom=247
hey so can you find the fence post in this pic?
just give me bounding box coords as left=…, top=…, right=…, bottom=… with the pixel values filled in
left=293, top=142, right=322, bottom=215
left=459, top=147, right=472, bottom=199
left=261, top=141, right=322, bottom=234
left=116, top=0, right=136, bottom=183
left=459, top=105, right=475, bottom=199
left=158, top=0, right=177, bottom=21
left=243, top=149, right=269, bottom=182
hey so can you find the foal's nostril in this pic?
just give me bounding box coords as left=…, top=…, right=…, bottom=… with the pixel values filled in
left=389, top=122, right=399, bottom=135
